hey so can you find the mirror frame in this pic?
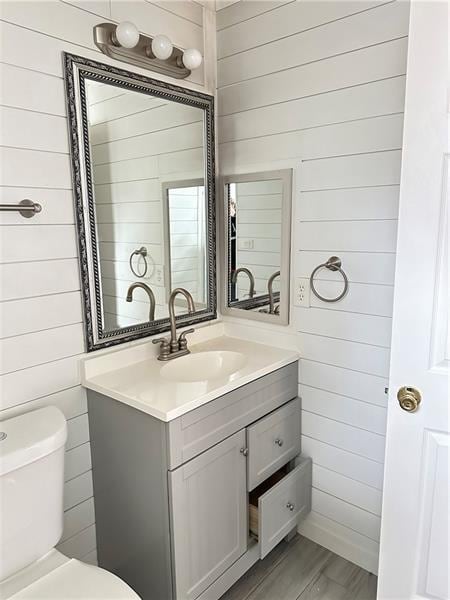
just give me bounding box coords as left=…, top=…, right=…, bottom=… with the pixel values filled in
left=220, top=169, right=292, bottom=325
left=63, top=53, right=216, bottom=351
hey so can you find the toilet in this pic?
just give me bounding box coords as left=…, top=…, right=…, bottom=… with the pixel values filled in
left=0, top=407, right=140, bottom=599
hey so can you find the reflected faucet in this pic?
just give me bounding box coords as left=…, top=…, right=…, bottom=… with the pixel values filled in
left=268, top=271, right=280, bottom=315
left=231, top=268, right=256, bottom=298
left=126, top=282, right=156, bottom=321
left=152, top=287, right=196, bottom=361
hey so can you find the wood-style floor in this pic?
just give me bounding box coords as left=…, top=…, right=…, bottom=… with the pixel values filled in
left=220, top=535, right=377, bottom=600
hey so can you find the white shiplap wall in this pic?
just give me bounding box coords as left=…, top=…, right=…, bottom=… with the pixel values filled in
left=0, top=0, right=214, bottom=565
left=217, top=0, right=409, bottom=573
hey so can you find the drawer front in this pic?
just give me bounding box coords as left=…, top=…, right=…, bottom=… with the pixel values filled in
left=259, top=457, right=312, bottom=559
left=167, top=362, right=298, bottom=469
left=247, top=398, right=301, bottom=491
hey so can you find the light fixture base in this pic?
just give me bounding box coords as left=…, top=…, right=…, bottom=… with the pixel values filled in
left=93, top=23, right=191, bottom=79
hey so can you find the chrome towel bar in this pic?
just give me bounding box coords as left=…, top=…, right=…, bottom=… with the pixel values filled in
left=0, top=199, right=42, bottom=218
left=310, top=256, right=349, bottom=303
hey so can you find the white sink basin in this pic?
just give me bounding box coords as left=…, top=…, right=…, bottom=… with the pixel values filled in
left=160, top=350, right=247, bottom=382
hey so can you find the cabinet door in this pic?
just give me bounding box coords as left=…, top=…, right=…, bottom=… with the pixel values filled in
left=169, top=429, right=247, bottom=600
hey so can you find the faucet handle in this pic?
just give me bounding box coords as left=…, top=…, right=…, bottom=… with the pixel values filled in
left=178, top=328, right=195, bottom=351
left=152, top=336, right=170, bottom=360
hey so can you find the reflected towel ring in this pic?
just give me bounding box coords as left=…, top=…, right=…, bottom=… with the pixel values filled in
left=129, top=246, right=148, bottom=278
left=310, top=256, right=349, bottom=303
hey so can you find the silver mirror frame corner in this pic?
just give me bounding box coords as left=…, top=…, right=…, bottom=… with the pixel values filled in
left=220, top=169, right=292, bottom=326
left=63, top=52, right=217, bottom=351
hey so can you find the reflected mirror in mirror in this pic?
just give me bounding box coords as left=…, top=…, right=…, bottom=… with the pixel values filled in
left=64, top=54, right=216, bottom=350
left=223, top=170, right=292, bottom=325
left=163, top=181, right=207, bottom=310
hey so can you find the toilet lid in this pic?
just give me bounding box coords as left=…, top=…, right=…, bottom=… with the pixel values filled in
left=8, top=559, right=140, bottom=599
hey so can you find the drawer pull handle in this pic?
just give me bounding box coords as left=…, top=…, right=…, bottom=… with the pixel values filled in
left=286, top=502, right=295, bottom=512
left=240, top=447, right=249, bottom=456
left=274, top=438, right=284, bottom=447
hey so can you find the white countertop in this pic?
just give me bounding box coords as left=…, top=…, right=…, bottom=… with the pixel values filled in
left=81, top=334, right=299, bottom=422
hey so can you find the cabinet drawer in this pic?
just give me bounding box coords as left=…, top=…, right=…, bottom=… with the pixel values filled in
left=247, top=398, right=301, bottom=491
left=256, top=458, right=312, bottom=559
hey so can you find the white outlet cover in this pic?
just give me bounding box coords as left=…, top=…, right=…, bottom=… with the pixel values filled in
left=294, top=277, right=310, bottom=307
left=238, top=238, right=255, bottom=250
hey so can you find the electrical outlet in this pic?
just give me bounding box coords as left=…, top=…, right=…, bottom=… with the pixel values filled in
left=154, top=266, right=164, bottom=284
left=238, top=238, right=255, bottom=250
left=295, top=277, right=310, bottom=307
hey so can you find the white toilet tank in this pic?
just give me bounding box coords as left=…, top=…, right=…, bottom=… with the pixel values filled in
left=0, top=407, right=68, bottom=582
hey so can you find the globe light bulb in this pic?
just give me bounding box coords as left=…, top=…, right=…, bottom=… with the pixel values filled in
left=182, top=48, right=203, bottom=70
left=115, top=21, right=140, bottom=49
left=151, top=35, right=173, bottom=60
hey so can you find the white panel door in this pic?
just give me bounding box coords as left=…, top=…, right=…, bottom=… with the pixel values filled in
left=378, top=2, right=449, bottom=599
left=169, top=429, right=247, bottom=600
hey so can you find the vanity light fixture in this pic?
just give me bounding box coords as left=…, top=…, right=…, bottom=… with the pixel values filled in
left=93, top=21, right=202, bottom=79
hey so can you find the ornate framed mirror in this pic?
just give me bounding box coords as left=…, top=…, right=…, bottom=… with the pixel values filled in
left=64, top=53, right=216, bottom=351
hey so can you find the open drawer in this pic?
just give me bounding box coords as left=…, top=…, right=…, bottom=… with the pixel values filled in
left=249, top=457, right=312, bottom=559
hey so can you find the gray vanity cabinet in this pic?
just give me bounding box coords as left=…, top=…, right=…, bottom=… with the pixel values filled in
left=88, top=362, right=311, bottom=600
left=169, top=430, right=247, bottom=600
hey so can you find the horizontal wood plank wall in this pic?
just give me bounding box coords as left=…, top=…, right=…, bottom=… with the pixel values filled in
left=217, top=0, right=409, bottom=573
left=0, top=0, right=211, bottom=566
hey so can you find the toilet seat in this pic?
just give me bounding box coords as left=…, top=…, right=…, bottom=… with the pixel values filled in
left=1, top=551, right=140, bottom=600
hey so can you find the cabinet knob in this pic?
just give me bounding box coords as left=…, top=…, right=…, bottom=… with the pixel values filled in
left=274, top=438, right=284, bottom=447
left=240, top=447, right=249, bottom=456
left=286, top=502, right=295, bottom=511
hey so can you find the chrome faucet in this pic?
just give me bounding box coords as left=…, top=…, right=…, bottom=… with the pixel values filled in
left=126, top=282, right=156, bottom=321
left=268, top=271, right=280, bottom=315
left=231, top=267, right=256, bottom=298
left=152, top=287, right=196, bottom=361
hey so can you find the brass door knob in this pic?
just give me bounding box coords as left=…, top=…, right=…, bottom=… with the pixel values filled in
left=397, top=386, right=422, bottom=412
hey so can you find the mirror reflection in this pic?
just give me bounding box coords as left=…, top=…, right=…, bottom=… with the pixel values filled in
left=224, top=170, right=292, bottom=324
left=228, top=179, right=282, bottom=312
left=85, top=80, right=206, bottom=331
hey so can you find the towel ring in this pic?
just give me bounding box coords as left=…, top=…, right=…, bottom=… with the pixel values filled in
left=129, top=246, right=148, bottom=278
left=310, top=256, right=348, bottom=303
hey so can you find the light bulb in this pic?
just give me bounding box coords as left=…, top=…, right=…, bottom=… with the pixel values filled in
left=151, top=35, right=173, bottom=60
left=115, top=21, right=140, bottom=49
left=182, top=48, right=202, bottom=70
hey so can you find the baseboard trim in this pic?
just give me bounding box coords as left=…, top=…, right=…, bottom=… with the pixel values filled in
left=298, top=511, right=379, bottom=575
